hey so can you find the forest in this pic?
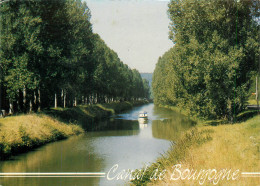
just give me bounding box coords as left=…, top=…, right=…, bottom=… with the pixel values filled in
left=152, top=0, right=259, bottom=120
left=0, top=0, right=150, bottom=114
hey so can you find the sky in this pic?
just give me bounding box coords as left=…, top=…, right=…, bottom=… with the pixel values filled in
left=86, top=0, right=173, bottom=73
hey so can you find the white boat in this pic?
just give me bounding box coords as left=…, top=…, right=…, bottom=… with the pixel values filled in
left=139, top=111, right=148, bottom=119
left=138, top=118, right=148, bottom=125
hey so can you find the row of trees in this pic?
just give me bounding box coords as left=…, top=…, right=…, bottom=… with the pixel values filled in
left=0, top=0, right=150, bottom=114
left=153, top=0, right=259, bottom=120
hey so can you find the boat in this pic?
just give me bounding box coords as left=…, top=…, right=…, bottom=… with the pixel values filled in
left=138, top=118, right=148, bottom=125
left=139, top=111, right=148, bottom=119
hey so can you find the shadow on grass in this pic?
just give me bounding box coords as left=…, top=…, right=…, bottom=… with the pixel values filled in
left=41, top=101, right=148, bottom=131
left=42, top=105, right=113, bottom=130
left=236, top=110, right=259, bottom=122
left=204, top=110, right=259, bottom=126
left=204, top=120, right=225, bottom=126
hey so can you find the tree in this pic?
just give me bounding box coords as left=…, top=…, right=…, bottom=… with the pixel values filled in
left=0, top=0, right=149, bottom=114
left=142, top=78, right=150, bottom=99
left=0, top=0, right=42, bottom=112
left=153, top=0, right=259, bottom=120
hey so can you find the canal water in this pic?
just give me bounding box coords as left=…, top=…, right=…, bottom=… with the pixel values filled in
left=0, top=103, right=195, bottom=186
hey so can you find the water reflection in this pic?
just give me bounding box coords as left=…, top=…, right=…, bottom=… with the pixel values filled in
left=83, top=118, right=140, bottom=132
left=138, top=118, right=148, bottom=130
left=152, top=106, right=196, bottom=141
left=138, top=117, right=148, bottom=124
left=0, top=103, right=196, bottom=186
left=0, top=135, right=103, bottom=186
left=152, top=118, right=195, bottom=141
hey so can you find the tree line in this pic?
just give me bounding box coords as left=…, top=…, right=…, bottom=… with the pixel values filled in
left=0, top=0, right=150, bottom=114
left=153, top=0, right=259, bottom=120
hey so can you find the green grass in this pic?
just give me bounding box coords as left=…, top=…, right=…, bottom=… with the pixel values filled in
left=160, top=103, right=259, bottom=127
left=131, top=127, right=213, bottom=185
left=0, top=100, right=148, bottom=160
left=0, top=114, right=83, bottom=160
left=131, top=114, right=260, bottom=186
left=247, top=99, right=258, bottom=105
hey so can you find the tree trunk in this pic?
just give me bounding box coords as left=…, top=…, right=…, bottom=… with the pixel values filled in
left=256, top=76, right=258, bottom=101
left=34, top=91, right=37, bottom=105
left=38, top=89, right=41, bottom=111
left=61, top=89, right=64, bottom=108
left=17, top=98, right=20, bottom=112
left=0, top=82, right=2, bottom=111
left=86, top=96, right=89, bottom=105
left=29, top=100, right=33, bottom=113
left=55, top=93, right=57, bottom=108
left=64, top=91, right=66, bottom=108
left=257, top=75, right=259, bottom=112
left=74, top=97, right=77, bottom=107
left=82, top=96, right=84, bottom=105
left=23, top=87, right=26, bottom=113
left=9, top=100, right=13, bottom=115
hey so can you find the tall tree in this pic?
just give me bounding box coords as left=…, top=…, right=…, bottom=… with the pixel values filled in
left=153, top=0, right=259, bottom=120
left=0, top=0, right=149, bottom=114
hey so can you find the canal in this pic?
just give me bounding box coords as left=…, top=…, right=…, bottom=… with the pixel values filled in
left=0, top=103, right=195, bottom=186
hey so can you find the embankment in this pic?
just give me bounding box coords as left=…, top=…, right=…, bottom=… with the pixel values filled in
left=43, top=100, right=148, bottom=130
left=0, top=114, right=83, bottom=160
left=0, top=100, right=148, bottom=160
left=132, top=108, right=259, bottom=186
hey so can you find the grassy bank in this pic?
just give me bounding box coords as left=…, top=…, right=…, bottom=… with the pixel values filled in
left=0, top=100, right=148, bottom=160
left=44, top=100, right=148, bottom=131
left=247, top=98, right=258, bottom=105
left=132, top=112, right=259, bottom=185
left=0, top=114, right=83, bottom=160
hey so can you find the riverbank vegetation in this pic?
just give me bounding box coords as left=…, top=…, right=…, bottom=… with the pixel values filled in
left=0, top=100, right=147, bottom=160
left=0, top=0, right=150, bottom=115
left=44, top=100, right=148, bottom=131
left=152, top=0, right=259, bottom=121
left=0, top=114, right=83, bottom=160
left=142, top=0, right=260, bottom=185
left=132, top=114, right=260, bottom=186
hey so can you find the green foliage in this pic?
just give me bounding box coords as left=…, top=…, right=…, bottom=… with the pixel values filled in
left=92, top=34, right=147, bottom=102
left=19, top=125, right=31, bottom=146
left=142, top=78, right=150, bottom=99
left=0, top=133, right=11, bottom=158
left=0, top=0, right=148, bottom=113
left=153, top=0, right=259, bottom=120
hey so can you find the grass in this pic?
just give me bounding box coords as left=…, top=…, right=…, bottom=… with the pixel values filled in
left=131, top=114, right=260, bottom=186
left=0, top=114, right=83, bottom=160
left=131, top=127, right=213, bottom=186
left=247, top=99, right=258, bottom=105
left=44, top=100, right=148, bottom=131
left=44, top=104, right=114, bottom=128
left=0, top=100, right=148, bottom=160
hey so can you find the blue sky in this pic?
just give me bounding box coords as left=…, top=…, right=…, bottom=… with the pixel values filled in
left=86, top=0, right=173, bottom=73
